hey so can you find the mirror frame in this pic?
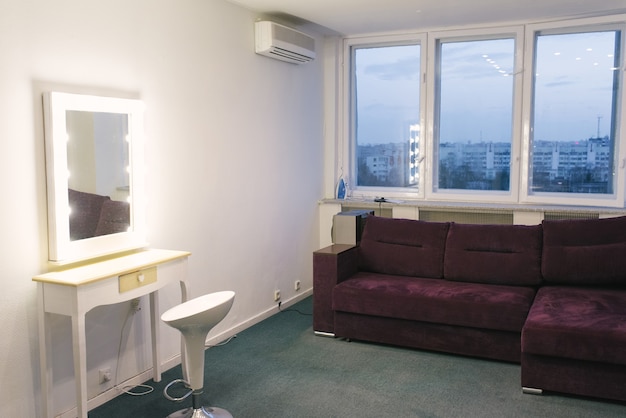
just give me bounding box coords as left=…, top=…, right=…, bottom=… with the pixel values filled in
left=43, top=92, right=147, bottom=264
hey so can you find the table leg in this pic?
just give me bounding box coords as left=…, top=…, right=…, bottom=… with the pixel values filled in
left=37, top=284, right=53, bottom=418
left=150, top=291, right=161, bottom=382
left=71, top=314, right=88, bottom=418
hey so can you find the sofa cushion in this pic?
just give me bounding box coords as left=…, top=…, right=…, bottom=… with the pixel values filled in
left=332, top=272, right=536, bottom=332
left=68, top=188, right=109, bottom=240
left=522, top=286, right=626, bottom=365
left=358, top=216, right=449, bottom=279
left=443, top=223, right=543, bottom=286
left=95, top=199, right=130, bottom=236
left=542, top=216, right=626, bottom=285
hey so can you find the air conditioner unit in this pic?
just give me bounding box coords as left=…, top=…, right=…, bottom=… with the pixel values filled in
left=255, top=21, right=315, bottom=64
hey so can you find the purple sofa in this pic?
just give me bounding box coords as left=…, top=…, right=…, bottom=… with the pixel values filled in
left=313, top=215, right=626, bottom=402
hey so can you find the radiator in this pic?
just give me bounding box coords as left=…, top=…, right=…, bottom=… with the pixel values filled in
left=543, top=211, right=599, bottom=221
left=418, top=209, right=513, bottom=224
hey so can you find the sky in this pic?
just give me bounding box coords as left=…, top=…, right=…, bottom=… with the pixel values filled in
left=355, top=30, right=618, bottom=145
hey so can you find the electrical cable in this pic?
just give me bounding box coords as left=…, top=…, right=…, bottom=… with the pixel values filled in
left=205, top=334, right=237, bottom=348
left=278, top=301, right=312, bottom=316
left=113, top=300, right=154, bottom=396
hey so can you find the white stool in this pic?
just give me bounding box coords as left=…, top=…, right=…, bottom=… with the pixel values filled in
left=161, top=291, right=235, bottom=418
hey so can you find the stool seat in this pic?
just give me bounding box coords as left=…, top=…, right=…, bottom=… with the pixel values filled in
left=162, top=291, right=235, bottom=331
left=162, top=291, right=235, bottom=418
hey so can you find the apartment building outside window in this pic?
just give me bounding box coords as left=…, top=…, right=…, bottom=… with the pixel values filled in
left=344, top=15, right=626, bottom=207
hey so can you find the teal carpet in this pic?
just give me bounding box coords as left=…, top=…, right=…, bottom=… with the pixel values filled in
left=91, top=297, right=626, bottom=417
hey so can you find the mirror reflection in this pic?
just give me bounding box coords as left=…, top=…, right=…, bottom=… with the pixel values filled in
left=66, top=111, right=131, bottom=241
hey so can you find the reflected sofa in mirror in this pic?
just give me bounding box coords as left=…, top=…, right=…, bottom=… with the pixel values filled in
left=43, top=91, right=146, bottom=264
left=68, top=188, right=130, bottom=241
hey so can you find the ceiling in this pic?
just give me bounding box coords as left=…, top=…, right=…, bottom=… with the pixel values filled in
left=228, top=0, right=626, bottom=35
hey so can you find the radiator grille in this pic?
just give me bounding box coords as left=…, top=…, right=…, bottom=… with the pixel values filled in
left=418, top=210, right=513, bottom=224
left=543, top=211, right=599, bottom=221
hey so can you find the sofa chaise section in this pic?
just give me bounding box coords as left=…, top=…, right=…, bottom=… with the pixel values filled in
left=521, top=216, right=626, bottom=402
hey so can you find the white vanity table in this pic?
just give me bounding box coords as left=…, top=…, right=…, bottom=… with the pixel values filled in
left=33, top=248, right=191, bottom=418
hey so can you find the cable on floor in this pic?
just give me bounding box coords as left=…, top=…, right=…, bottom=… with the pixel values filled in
left=206, top=334, right=237, bottom=348
left=278, top=301, right=312, bottom=316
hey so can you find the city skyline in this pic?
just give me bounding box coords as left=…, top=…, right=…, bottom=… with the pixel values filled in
left=358, top=135, right=614, bottom=193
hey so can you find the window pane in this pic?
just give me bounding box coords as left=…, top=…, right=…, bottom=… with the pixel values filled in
left=531, top=30, right=620, bottom=195
left=354, top=45, right=420, bottom=188
left=436, top=38, right=515, bottom=191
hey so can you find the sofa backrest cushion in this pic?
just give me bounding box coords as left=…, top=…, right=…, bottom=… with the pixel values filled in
left=542, top=216, right=626, bottom=285
left=444, top=222, right=543, bottom=286
left=358, top=216, right=450, bottom=278
left=95, top=199, right=130, bottom=237
left=68, top=188, right=109, bottom=240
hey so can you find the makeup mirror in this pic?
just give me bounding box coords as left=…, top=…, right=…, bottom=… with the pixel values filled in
left=43, top=92, right=147, bottom=263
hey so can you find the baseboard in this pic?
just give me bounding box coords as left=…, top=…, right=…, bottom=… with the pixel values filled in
left=56, top=288, right=312, bottom=418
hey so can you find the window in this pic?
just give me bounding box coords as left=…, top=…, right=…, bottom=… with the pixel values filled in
left=349, top=39, right=423, bottom=193
left=526, top=28, right=622, bottom=203
left=343, top=15, right=626, bottom=207
left=433, top=36, right=517, bottom=194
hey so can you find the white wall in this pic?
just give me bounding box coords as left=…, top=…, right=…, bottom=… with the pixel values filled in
left=0, top=0, right=324, bottom=416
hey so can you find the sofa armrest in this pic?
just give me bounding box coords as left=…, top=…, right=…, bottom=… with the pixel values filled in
left=313, top=244, right=358, bottom=334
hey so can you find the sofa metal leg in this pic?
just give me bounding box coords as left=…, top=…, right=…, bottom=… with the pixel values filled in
left=314, top=331, right=336, bottom=338
left=522, top=387, right=543, bottom=395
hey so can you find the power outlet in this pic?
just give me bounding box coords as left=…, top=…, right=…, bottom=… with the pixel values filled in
left=274, top=289, right=281, bottom=302
left=99, top=367, right=111, bottom=384
left=294, top=280, right=301, bottom=291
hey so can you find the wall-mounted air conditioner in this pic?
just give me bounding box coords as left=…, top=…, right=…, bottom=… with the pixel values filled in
left=254, top=21, right=315, bottom=64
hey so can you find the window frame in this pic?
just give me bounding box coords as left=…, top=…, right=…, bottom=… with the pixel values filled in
left=520, top=16, right=626, bottom=208
left=343, top=33, right=428, bottom=199
left=338, top=14, right=626, bottom=208
left=425, top=26, right=524, bottom=203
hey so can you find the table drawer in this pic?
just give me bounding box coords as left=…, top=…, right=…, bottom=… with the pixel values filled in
left=119, top=266, right=157, bottom=293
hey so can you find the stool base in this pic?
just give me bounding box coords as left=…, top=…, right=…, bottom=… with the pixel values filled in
left=166, top=406, right=233, bottom=418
